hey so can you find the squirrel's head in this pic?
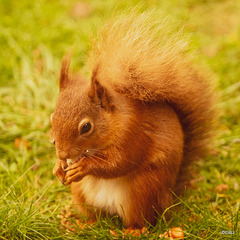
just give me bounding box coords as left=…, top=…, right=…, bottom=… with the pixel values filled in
left=50, top=55, right=120, bottom=162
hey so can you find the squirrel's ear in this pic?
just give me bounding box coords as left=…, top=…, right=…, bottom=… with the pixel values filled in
left=59, top=53, right=71, bottom=90
left=89, top=66, right=115, bottom=112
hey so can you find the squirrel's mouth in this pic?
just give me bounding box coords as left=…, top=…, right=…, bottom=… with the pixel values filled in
left=66, top=158, right=79, bottom=166
left=66, top=149, right=106, bottom=167
left=66, top=150, right=90, bottom=167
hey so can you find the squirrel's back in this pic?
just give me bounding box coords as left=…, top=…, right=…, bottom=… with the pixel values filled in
left=89, top=9, right=217, bottom=180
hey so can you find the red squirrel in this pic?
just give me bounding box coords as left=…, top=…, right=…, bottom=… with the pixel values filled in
left=50, top=10, right=216, bottom=228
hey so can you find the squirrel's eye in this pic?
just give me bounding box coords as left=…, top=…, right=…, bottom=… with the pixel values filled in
left=81, top=122, right=92, bottom=134
left=78, top=118, right=94, bottom=136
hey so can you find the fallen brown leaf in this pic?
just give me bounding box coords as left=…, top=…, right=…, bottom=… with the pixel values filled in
left=109, top=230, right=118, bottom=236
left=14, top=138, right=29, bottom=148
left=216, top=183, right=229, bottom=193
left=159, top=231, right=169, bottom=238
left=169, top=227, right=184, bottom=239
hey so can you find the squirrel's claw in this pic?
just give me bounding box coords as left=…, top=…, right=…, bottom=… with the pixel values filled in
left=53, top=159, right=67, bottom=185
left=61, top=178, right=66, bottom=186
left=65, top=161, right=87, bottom=185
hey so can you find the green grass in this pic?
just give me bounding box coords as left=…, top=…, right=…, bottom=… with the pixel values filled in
left=0, top=0, right=240, bottom=239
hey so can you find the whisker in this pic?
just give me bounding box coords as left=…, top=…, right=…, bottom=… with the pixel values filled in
left=85, top=152, right=136, bottom=173
left=87, top=156, right=114, bottom=178
left=87, top=149, right=142, bottom=167
left=73, top=147, right=106, bottom=155
left=73, top=147, right=142, bottom=168
left=82, top=158, right=100, bottom=178
left=84, top=152, right=108, bottom=163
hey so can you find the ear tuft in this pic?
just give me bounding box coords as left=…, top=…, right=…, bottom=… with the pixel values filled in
left=59, top=52, right=72, bottom=90
left=88, top=65, right=99, bottom=99
left=89, top=65, right=114, bottom=112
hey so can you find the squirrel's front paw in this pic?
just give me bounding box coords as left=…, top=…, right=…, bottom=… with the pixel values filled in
left=65, top=159, right=88, bottom=185
left=53, top=159, right=67, bottom=185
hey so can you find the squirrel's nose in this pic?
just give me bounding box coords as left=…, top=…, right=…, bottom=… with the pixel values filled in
left=57, top=150, right=69, bottom=160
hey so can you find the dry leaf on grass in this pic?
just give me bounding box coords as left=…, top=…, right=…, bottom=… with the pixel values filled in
left=169, top=227, right=184, bottom=239
left=159, top=231, right=169, bottom=238
left=122, top=227, right=149, bottom=237
left=215, top=183, right=229, bottom=193
left=122, top=228, right=141, bottom=237
left=109, top=230, right=118, bottom=237
left=159, top=227, right=184, bottom=239
left=14, top=138, right=29, bottom=148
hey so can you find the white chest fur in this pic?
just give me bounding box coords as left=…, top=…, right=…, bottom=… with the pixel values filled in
left=79, top=176, right=129, bottom=217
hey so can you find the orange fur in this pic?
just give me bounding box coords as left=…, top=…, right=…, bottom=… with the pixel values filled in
left=50, top=9, right=217, bottom=228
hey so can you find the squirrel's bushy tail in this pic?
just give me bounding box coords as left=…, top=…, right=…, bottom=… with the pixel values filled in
left=89, top=9, right=217, bottom=177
